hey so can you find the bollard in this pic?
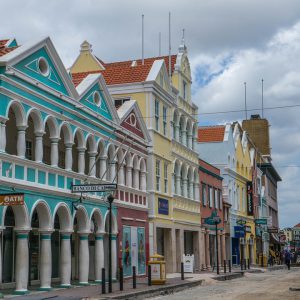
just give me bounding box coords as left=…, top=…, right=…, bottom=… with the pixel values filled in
left=181, top=262, right=184, bottom=280
left=119, top=267, right=123, bottom=291
left=248, top=259, right=250, bottom=270
left=133, top=266, right=136, bottom=289
left=228, top=260, right=231, bottom=273
left=224, top=260, right=226, bottom=273
left=148, top=264, right=152, bottom=286
left=101, top=268, right=106, bottom=294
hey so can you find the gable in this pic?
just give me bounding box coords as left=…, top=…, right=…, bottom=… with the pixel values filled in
left=13, top=47, right=70, bottom=96
left=79, top=82, right=113, bottom=121
left=121, top=111, right=144, bottom=139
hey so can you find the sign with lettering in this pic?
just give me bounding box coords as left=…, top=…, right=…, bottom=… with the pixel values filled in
left=71, top=183, right=117, bottom=193
left=158, top=198, right=169, bottom=215
left=234, top=226, right=245, bottom=238
left=246, top=181, right=253, bottom=216
left=0, top=193, right=24, bottom=206
left=255, top=218, right=267, bottom=225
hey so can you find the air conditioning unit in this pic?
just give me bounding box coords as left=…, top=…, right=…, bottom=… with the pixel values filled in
left=239, top=237, right=245, bottom=245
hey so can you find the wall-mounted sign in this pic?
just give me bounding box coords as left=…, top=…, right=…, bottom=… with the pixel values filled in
left=158, top=198, right=169, bottom=215
left=236, top=219, right=246, bottom=225
left=234, top=226, right=245, bottom=238
left=255, top=218, right=267, bottom=225
left=0, top=193, right=24, bottom=206
left=246, top=181, right=253, bottom=216
left=245, top=225, right=252, bottom=233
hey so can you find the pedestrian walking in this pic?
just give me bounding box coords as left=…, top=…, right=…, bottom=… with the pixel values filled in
left=285, top=250, right=291, bottom=270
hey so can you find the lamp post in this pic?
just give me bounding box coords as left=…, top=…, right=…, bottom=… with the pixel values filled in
left=107, top=194, right=114, bottom=293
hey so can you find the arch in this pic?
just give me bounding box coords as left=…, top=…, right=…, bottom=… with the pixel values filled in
left=103, top=210, right=118, bottom=233
left=85, top=134, right=97, bottom=153
left=73, top=128, right=85, bottom=149
left=106, top=143, right=115, bottom=158
left=132, top=154, right=140, bottom=170
left=59, top=122, right=73, bottom=144
left=97, top=139, right=106, bottom=157
left=30, top=200, right=52, bottom=230
left=174, top=159, right=181, bottom=176
left=139, top=158, right=146, bottom=173
left=26, top=108, right=44, bottom=133
left=44, top=115, right=59, bottom=138
left=52, top=202, right=72, bottom=231
left=6, top=100, right=26, bottom=127
left=173, top=109, right=179, bottom=126
left=186, top=119, right=192, bottom=135
left=90, top=208, right=104, bottom=233
left=73, top=205, right=90, bottom=232
left=2, top=204, right=30, bottom=230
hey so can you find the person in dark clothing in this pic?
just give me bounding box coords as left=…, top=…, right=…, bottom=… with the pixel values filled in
left=285, top=250, right=291, bottom=270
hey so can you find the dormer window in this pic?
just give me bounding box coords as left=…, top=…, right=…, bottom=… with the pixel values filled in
left=38, top=57, right=49, bottom=77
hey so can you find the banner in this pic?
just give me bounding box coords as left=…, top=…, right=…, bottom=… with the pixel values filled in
left=137, top=227, right=146, bottom=274
left=122, top=226, right=132, bottom=276
left=246, top=181, right=253, bottom=216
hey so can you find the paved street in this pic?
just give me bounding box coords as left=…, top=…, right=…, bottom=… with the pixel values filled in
left=152, top=268, right=300, bottom=300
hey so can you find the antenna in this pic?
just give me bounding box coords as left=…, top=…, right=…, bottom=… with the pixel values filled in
left=244, top=82, right=247, bottom=120
left=182, top=28, right=185, bottom=45
left=262, top=78, right=264, bottom=118
left=159, top=32, right=161, bottom=56
left=168, top=12, right=172, bottom=82
left=142, top=14, right=144, bottom=65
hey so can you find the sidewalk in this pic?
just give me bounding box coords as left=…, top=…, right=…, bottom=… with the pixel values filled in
left=3, top=266, right=284, bottom=300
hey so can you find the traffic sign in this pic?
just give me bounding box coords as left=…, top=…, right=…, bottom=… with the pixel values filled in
left=236, top=219, right=246, bottom=225
left=0, top=193, right=24, bottom=206
left=71, top=184, right=117, bottom=193
left=255, top=218, right=267, bottom=225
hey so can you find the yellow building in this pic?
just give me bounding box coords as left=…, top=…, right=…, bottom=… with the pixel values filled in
left=233, top=123, right=256, bottom=264
left=70, top=40, right=200, bottom=272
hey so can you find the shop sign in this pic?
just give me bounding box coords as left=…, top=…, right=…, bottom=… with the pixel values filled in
left=234, top=226, right=245, bottom=238
left=158, top=198, right=169, bottom=215
left=262, top=232, right=270, bottom=242
left=71, top=183, right=117, bottom=193
left=245, top=225, right=252, bottom=233
left=0, top=193, right=24, bottom=206
left=236, top=219, right=246, bottom=225
left=246, top=181, right=253, bottom=216
left=183, top=254, right=194, bottom=273
left=268, top=228, right=278, bottom=233
left=255, top=218, right=267, bottom=225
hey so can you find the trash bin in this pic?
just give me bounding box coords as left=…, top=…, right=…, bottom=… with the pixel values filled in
left=148, top=254, right=166, bottom=285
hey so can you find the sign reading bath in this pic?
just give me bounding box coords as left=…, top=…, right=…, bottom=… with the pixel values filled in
left=71, top=183, right=117, bottom=193
left=0, top=193, right=24, bottom=205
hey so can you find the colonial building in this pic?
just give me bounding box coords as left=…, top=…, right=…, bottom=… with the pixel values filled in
left=71, top=39, right=200, bottom=272
left=198, top=159, right=226, bottom=270
left=0, top=37, right=149, bottom=293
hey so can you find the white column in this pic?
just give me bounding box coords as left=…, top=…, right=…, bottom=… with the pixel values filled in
left=64, top=143, right=73, bottom=171
left=126, top=166, right=133, bottom=187
left=50, top=138, right=59, bottom=167
left=175, top=125, right=180, bottom=141
left=110, top=159, right=116, bottom=182
left=0, top=122, right=7, bottom=152
left=175, top=175, right=181, bottom=195
left=188, top=134, right=193, bottom=149
left=118, top=163, right=125, bottom=186
left=88, top=152, right=97, bottom=177
left=79, top=233, right=89, bottom=285
left=35, top=132, right=44, bottom=162
left=94, top=233, right=104, bottom=282
left=39, top=232, right=52, bottom=290
left=77, top=148, right=85, bottom=174
left=15, top=231, right=29, bottom=294
left=133, top=168, right=139, bottom=189
left=112, top=234, right=117, bottom=280
left=182, top=130, right=187, bottom=145
left=192, top=137, right=197, bottom=150
left=60, top=232, right=72, bottom=287
left=194, top=183, right=200, bottom=201
left=140, top=171, right=147, bottom=191
left=17, top=125, right=27, bottom=158
left=100, top=156, right=107, bottom=180
left=183, top=179, right=188, bottom=198
left=189, top=181, right=194, bottom=199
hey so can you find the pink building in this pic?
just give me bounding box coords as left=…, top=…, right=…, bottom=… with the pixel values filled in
left=199, top=159, right=227, bottom=269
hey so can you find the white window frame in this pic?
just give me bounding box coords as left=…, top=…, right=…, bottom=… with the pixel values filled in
left=163, top=106, right=167, bottom=136
left=155, top=100, right=159, bottom=131
left=156, top=160, right=160, bottom=191
left=164, top=162, right=168, bottom=193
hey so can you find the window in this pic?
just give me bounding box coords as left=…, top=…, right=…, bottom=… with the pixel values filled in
left=25, top=140, right=33, bottom=160
left=163, top=106, right=167, bottom=136
left=218, top=190, right=222, bottom=210
left=209, top=186, right=213, bottom=208
left=183, top=80, right=187, bottom=99
left=164, top=163, right=168, bottom=193
left=202, top=183, right=207, bottom=206
left=156, top=160, right=160, bottom=191
left=214, top=189, right=218, bottom=209
left=155, top=100, right=159, bottom=131
left=179, top=122, right=183, bottom=143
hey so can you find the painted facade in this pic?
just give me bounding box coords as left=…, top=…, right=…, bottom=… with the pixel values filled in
left=71, top=39, right=200, bottom=273
left=0, top=37, right=149, bottom=293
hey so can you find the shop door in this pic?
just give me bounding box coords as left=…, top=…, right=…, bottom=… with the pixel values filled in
left=232, top=238, right=240, bottom=265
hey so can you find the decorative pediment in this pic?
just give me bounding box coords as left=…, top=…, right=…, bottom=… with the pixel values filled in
left=122, top=111, right=144, bottom=139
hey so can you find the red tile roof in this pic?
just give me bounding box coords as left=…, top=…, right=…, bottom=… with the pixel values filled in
left=294, top=223, right=300, bottom=228
left=0, top=39, right=9, bottom=48
left=198, top=126, right=225, bottom=142
left=72, top=55, right=177, bottom=87
left=0, top=46, right=17, bottom=57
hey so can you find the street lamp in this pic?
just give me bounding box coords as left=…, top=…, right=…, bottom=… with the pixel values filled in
left=107, top=194, right=114, bottom=293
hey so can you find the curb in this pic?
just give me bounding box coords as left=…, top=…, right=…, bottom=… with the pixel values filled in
left=93, top=279, right=204, bottom=300
left=213, top=272, right=244, bottom=281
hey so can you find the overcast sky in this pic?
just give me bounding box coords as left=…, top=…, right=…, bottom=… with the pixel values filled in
left=2, top=0, right=300, bottom=228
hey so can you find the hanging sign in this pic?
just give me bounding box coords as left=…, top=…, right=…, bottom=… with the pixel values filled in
left=0, top=193, right=24, bottom=206
left=246, top=181, right=253, bottom=216
left=71, top=183, right=117, bottom=193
